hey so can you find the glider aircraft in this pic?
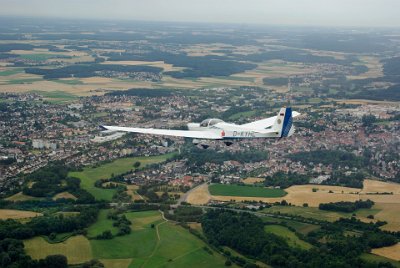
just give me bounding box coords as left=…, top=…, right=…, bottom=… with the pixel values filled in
left=101, top=107, right=300, bottom=148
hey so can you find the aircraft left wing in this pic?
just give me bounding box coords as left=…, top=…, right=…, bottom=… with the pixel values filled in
left=100, top=125, right=222, bottom=140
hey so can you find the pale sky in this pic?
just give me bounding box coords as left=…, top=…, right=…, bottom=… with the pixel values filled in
left=0, top=0, right=399, bottom=27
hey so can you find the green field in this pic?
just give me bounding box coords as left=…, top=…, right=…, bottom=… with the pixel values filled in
left=7, top=78, right=43, bottom=84
left=69, top=153, right=175, bottom=201
left=29, top=90, right=79, bottom=103
left=52, top=79, right=84, bottom=85
left=89, top=210, right=229, bottom=268
left=19, top=54, right=64, bottom=61
left=209, top=184, right=286, bottom=198
left=264, top=225, right=312, bottom=250
left=360, top=253, right=400, bottom=268
left=23, top=209, right=230, bottom=267
left=260, top=214, right=320, bottom=235
left=87, top=209, right=119, bottom=238
left=0, top=68, right=23, bottom=76
left=24, top=235, right=92, bottom=265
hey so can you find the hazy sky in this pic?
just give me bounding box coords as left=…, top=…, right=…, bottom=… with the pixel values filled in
left=1, top=0, right=399, bottom=27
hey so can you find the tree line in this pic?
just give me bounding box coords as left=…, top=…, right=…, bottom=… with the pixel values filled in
left=319, top=199, right=374, bottom=213
left=287, top=149, right=366, bottom=169
left=22, top=163, right=95, bottom=203
left=184, top=148, right=268, bottom=166
left=202, top=209, right=397, bottom=268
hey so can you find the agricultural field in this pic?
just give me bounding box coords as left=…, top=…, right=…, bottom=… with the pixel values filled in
left=89, top=210, right=229, bottom=268
left=5, top=191, right=41, bottom=202
left=209, top=184, right=287, bottom=198
left=242, top=177, right=265, bottom=185
left=186, top=183, right=211, bottom=205
left=24, top=235, right=93, bottom=265
left=373, top=203, right=400, bottom=232
left=264, top=225, right=312, bottom=250
left=261, top=205, right=380, bottom=223
left=0, top=209, right=42, bottom=220
left=21, top=210, right=229, bottom=267
left=87, top=209, right=120, bottom=238
left=361, top=253, right=400, bottom=268
left=52, top=191, right=77, bottom=200
left=210, top=180, right=400, bottom=207
left=68, top=153, right=175, bottom=201
left=30, top=90, right=80, bottom=103
left=371, top=243, right=400, bottom=261
left=208, top=180, right=400, bottom=231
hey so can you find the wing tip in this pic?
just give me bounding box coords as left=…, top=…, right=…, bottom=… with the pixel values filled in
left=99, top=125, right=108, bottom=131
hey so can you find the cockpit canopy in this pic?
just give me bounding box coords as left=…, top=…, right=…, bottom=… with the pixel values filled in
left=200, top=118, right=224, bottom=127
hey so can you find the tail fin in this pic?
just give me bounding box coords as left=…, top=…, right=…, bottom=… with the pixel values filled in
left=272, top=107, right=295, bottom=137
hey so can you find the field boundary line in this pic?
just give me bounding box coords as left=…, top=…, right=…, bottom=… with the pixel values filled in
left=140, top=213, right=166, bottom=268
left=172, top=246, right=202, bottom=262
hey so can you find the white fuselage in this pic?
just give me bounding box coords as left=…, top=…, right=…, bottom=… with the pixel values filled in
left=187, top=122, right=279, bottom=139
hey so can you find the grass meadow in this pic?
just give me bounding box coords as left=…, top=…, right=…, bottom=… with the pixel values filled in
left=264, top=225, right=312, bottom=250
left=68, top=153, right=175, bottom=201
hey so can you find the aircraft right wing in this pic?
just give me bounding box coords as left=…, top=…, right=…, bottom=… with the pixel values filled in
left=100, top=125, right=222, bottom=140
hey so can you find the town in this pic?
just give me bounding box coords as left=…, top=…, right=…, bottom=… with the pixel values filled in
left=1, top=87, right=398, bottom=195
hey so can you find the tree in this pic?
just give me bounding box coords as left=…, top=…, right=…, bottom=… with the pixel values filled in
left=43, top=254, right=68, bottom=268
left=362, top=114, right=377, bottom=127
left=133, top=161, right=141, bottom=168
left=97, top=230, right=113, bottom=240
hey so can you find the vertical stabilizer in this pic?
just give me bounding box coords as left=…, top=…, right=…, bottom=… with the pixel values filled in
left=272, top=107, right=294, bottom=137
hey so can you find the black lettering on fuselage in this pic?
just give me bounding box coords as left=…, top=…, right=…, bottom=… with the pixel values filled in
left=231, top=131, right=255, bottom=138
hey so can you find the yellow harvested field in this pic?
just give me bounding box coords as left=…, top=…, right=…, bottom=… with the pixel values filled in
left=186, top=183, right=211, bottom=205
left=0, top=77, right=156, bottom=96
left=101, top=60, right=184, bottom=71
left=24, top=236, right=92, bottom=264
left=211, top=180, right=400, bottom=208
left=347, top=56, right=383, bottom=80
left=371, top=243, right=400, bottom=261
left=100, top=259, right=132, bottom=268
left=0, top=209, right=42, bottom=220
left=231, top=60, right=317, bottom=90
left=332, top=99, right=400, bottom=105
left=53, top=191, right=77, bottom=200
left=10, top=49, right=87, bottom=57
left=212, top=184, right=361, bottom=206
left=361, top=179, right=400, bottom=194
left=374, top=203, right=400, bottom=232
left=126, top=185, right=142, bottom=201
left=242, top=177, right=265, bottom=184
left=197, top=77, right=255, bottom=87
left=80, top=77, right=114, bottom=84
left=182, top=43, right=234, bottom=56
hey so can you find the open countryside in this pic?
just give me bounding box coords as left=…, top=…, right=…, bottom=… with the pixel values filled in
left=0, top=13, right=400, bottom=268
left=24, top=210, right=229, bottom=268
left=68, top=153, right=175, bottom=201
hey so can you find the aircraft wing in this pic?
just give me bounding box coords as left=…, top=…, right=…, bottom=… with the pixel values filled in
left=241, top=111, right=300, bottom=130
left=100, top=125, right=222, bottom=140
